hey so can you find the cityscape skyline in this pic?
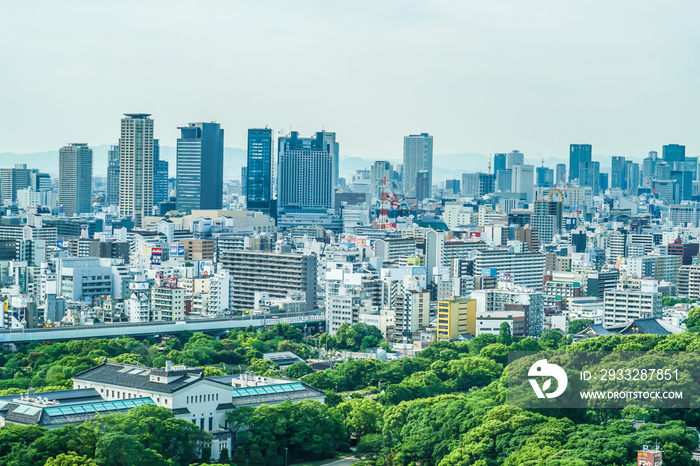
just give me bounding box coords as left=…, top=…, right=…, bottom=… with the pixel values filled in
left=3, top=1, right=700, bottom=160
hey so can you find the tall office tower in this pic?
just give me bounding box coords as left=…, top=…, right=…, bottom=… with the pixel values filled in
left=626, top=162, right=640, bottom=195
left=277, top=131, right=336, bottom=213
left=416, top=170, right=431, bottom=201
left=240, top=166, right=247, bottom=199
left=506, top=150, right=524, bottom=169
left=445, top=179, right=460, bottom=195
left=599, top=173, right=609, bottom=192
left=671, top=170, right=692, bottom=201
left=107, top=143, right=120, bottom=205
left=580, top=161, right=600, bottom=195
left=370, top=160, right=394, bottom=203
left=685, top=157, right=698, bottom=181
left=119, top=113, right=154, bottom=228
left=403, top=133, right=433, bottom=195
left=512, top=164, right=535, bottom=203
left=322, top=131, right=340, bottom=188
left=532, top=198, right=563, bottom=244
left=642, top=152, right=657, bottom=187
left=152, top=139, right=169, bottom=206
left=58, top=143, right=93, bottom=216
left=611, top=156, right=627, bottom=190
left=655, top=162, right=671, bottom=180
left=176, top=122, right=225, bottom=212
left=462, top=173, right=495, bottom=198
left=30, top=169, right=51, bottom=192
left=535, top=166, right=553, bottom=187
left=496, top=169, right=512, bottom=192
left=246, top=128, right=274, bottom=213
left=555, top=163, right=567, bottom=186
left=493, top=153, right=507, bottom=173
left=662, top=144, right=685, bottom=164
left=569, top=144, right=592, bottom=181
left=0, top=164, right=31, bottom=204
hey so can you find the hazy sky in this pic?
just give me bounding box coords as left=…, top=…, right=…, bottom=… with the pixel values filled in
left=1, top=0, right=699, bottom=161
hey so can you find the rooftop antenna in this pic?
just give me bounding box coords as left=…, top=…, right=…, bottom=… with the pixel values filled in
left=488, top=154, right=492, bottom=175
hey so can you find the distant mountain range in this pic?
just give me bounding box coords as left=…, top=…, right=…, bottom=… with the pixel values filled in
left=0, top=146, right=637, bottom=183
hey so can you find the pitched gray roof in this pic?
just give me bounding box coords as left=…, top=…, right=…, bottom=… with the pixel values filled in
left=73, top=361, right=205, bottom=394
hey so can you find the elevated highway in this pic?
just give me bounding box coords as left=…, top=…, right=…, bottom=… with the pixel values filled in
left=0, top=311, right=325, bottom=344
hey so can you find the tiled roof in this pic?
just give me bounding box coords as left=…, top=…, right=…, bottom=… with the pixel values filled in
left=73, top=362, right=205, bottom=394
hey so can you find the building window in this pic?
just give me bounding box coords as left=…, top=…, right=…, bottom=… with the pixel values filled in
left=200, top=418, right=205, bottom=430
left=209, top=417, right=213, bottom=431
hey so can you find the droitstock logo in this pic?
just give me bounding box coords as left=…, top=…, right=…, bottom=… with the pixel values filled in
left=528, top=358, right=568, bottom=399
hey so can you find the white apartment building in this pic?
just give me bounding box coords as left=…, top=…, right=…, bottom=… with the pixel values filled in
left=151, top=281, right=185, bottom=321
left=472, top=249, right=546, bottom=291
left=603, top=288, right=662, bottom=327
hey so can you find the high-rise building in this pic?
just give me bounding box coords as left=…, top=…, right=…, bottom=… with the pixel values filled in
left=153, top=139, right=169, bottom=206
left=610, top=156, right=626, bottom=190
left=506, top=150, right=524, bottom=169
left=655, top=162, right=671, bottom=180
left=535, top=166, right=553, bottom=187
left=555, top=163, right=567, bottom=186
left=569, top=144, right=592, bottom=181
left=370, top=160, right=393, bottom=204
left=662, top=144, right=685, bottom=164
left=642, top=151, right=657, bottom=188
left=445, top=179, right=460, bottom=195
left=462, top=173, right=495, bottom=198
left=107, top=143, right=120, bottom=205
left=246, top=128, right=274, bottom=213
left=218, top=250, right=317, bottom=312
left=416, top=170, right=431, bottom=201
left=531, top=198, right=563, bottom=244
left=119, top=114, right=154, bottom=228
left=512, top=164, right=535, bottom=202
left=599, top=173, right=609, bottom=192
left=176, top=122, right=224, bottom=212
left=670, top=170, right=692, bottom=201
left=579, top=161, right=600, bottom=196
left=0, top=164, right=30, bottom=204
left=493, top=153, right=507, bottom=173
left=277, top=131, right=336, bottom=213
left=403, top=133, right=433, bottom=195
left=30, top=169, right=51, bottom=192
left=59, top=143, right=93, bottom=216
left=496, top=169, right=512, bottom=192
left=685, top=156, right=698, bottom=181
left=626, top=161, right=640, bottom=195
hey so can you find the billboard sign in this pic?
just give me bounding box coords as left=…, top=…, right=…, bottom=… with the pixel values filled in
left=169, top=242, right=185, bottom=257
left=151, top=247, right=162, bottom=266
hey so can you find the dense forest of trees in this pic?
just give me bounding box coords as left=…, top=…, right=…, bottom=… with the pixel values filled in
left=2, top=322, right=700, bottom=465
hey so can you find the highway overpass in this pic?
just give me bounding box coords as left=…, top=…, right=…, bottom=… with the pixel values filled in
left=0, top=311, right=325, bottom=344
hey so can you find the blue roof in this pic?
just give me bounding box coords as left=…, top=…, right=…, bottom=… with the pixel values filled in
left=43, top=397, right=155, bottom=417
left=231, top=383, right=306, bottom=398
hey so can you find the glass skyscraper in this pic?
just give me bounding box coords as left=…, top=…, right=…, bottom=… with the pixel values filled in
left=246, top=128, right=274, bottom=213
left=176, top=122, right=224, bottom=212
left=569, top=144, right=592, bottom=181
left=153, top=139, right=169, bottom=206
